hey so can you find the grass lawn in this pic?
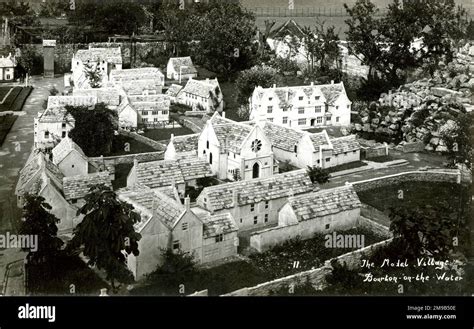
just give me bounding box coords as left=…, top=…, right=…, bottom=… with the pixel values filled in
left=0, top=87, right=32, bottom=112
left=27, top=253, right=109, bottom=296
left=143, top=126, right=194, bottom=142
left=0, top=114, right=17, bottom=146
left=131, top=227, right=386, bottom=296
left=108, top=135, right=157, bottom=157
left=367, top=155, right=394, bottom=163
left=326, top=160, right=368, bottom=173
left=112, top=163, right=133, bottom=190
left=357, top=181, right=469, bottom=214
left=0, top=86, right=12, bottom=101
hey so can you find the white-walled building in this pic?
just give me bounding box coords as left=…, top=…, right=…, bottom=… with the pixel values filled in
left=71, top=47, right=122, bottom=89
left=266, top=19, right=308, bottom=65
left=51, top=136, right=89, bottom=177
left=198, top=113, right=277, bottom=181
left=0, top=53, right=15, bottom=81
left=164, top=133, right=200, bottom=160
left=249, top=81, right=352, bottom=128
left=167, top=56, right=197, bottom=81
left=34, top=107, right=75, bottom=151
left=127, top=94, right=171, bottom=126
left=176, top=78, right=223, bottom=112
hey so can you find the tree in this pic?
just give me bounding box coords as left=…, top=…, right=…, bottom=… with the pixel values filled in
left=19, top=194, right=63, bottom=265
left=83, top=62, right=102, bottom=89
left=467, top=20, right=474, bottom=40
left=159, top=4, right=195, bottom=57
left=39, top=0, right=69, bottom=18
left=66, top=103, right=117, bottom=156
left=235, top=64, right=281, bottom=107
left=69, top=184, right=141, bottom=290
left=306, top=166, right=331, bottom=184
left=17, top=45, right=40, bottom=77
left=441, top=112, right=473, bottom=171
left=0, top=0, right=39, bottom=29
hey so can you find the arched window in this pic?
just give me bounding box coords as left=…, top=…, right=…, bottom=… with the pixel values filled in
left=206, top=140, right=209, bottom=149
left=294, top=145, right=298, bottom=153
left=252, top=162, right=260, bottom=179
left=209, top=152, right=213, bottom=164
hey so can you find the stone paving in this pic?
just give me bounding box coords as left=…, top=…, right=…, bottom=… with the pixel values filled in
left=0, top=75, right=64, bottom=295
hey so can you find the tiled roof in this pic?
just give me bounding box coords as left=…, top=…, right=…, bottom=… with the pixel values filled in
left=75, top=47, right=122, bottom=64
left=287, top=185, right=361, bottom=222
left=262, top=121, right=304, bottom=152
left=0, top=56, right=15, bottom=67
left=269, top=19, right=306, bottom=39
left=15, top=151, right=64, bottom=196
left=47, top=96, right=97, bottom=108
left=72, top=88, right=121, bottom=107
left=309, top=131, right=332, bottom=153
left=209, top=115, right=253, bottom=154
left=200, top=213, right=238, bottom=239
left=63, top=171, right=112, bottom=200
left=320, top=83, right=344, bottom=104
left=134, top=157, right=212, bottom=189
left=118, top=80, right=163, bottom=95
left=128, top=94, right=170, bottom=111
left=168, top=57, right=197, bottom=75
left=37, top=107, right=74, bottom=123
left=198, top=169, right=314, bottom=212
left=331, top=135, right=360, bottom=154
left=171, top=133, right=200, bottom=153
left=166, top=84, right=183, bottom=97
left=51, top=136, right=86, bottom=165
left=109, top=67, right=164, bottom=83
left=117, top=184, right=185, bottom=231
left=179, top=78, right=219, bottom=99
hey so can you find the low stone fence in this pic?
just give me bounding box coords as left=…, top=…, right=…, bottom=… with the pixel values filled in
left=184, top=111, right=207, bottom=117
left=179, top=117, right=204, bottom=133
left=222, top=238, right=392, bottom=296
left=89, top=151, right=164, bottom=168
left=362, top=145, right=387, bottom=159
left=349, top=169, right=461, bottom=192
left=118, top=130, right=166, bottom=151
left=357, top=215, right=392, bottom=239
left=402, top=141, right=425, bottom=153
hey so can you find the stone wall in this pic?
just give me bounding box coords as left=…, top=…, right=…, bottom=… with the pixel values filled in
left=222, top=238, right=392, bottom=296
left=362, top=146, right=387, bottom=159
left=401, top=141, right=425, bottom=153
left=357, top=215, right=392, bottom=239
left=350, top=169, right=460, bottom=193
left=89, top=151, right=164, bottom=168
left=119, top=130, right=166, bottom=151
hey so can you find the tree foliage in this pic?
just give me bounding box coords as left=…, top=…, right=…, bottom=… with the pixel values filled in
left=83, top=62, right=102, bottom=89
left=66, top=103, right=117, bottom=157
left=20, top=194, right=63, bottom=264
left=307, top=166, right=331, bottom=184
left=441, top=112, right=473, bottom=171
left=235, top=64, right=281, bottom=106
left=0, top=0, right=39, bottom=29
left=69, top=184, right=141, bottom=288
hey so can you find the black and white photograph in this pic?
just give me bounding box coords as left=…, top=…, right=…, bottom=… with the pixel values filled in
left=0, top=0, right=472, bottom=326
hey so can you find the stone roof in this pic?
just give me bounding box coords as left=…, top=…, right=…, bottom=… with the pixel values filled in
left=309, top=131, right=332, bottom=153
left=331, top=135, right=360, bottom=154
left=118, top=80, right=163, bottom=95
left=288, top=185, right=361, bottom=222
left=208, top=114, right=253, bottom=154
left=47, top=95, right=97, bottom=108
left=200, top=212, right=238, bottom=239
left=72, top=88, right=121, bottom=107
left=0, top=55, right=15, bottom=68
left=37, top=107, right=74, bottom=123
left=51, top=136, right=87, bottom=165
left=320, top=83, right=345, bottom=105
left=166, top=84, right=183, bottom=97
left=262, top=121, right=304, bottom=152
left=179, top=78, right=219, bottom=99
left=198, top=169, right=314, bottom=212
left=128, top=94, right=170, bottom=111
left=63, top=171, right=112, bottom=200
left=15, top=151, right=64, bottom=196
left=110, top=67, right=164, bottom=83
left=171, top=133, right=200, bottom=153
left=133, top=156, right=212, bottom=189
left=168, top=57, right=197, bottom=75
left=269, top=19, right=306, bottom=40
left=75, top=47, right=122, bottom=65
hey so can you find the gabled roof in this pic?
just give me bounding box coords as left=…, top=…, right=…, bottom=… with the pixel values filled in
left=47, top=95, right=97, bottom=108
left=287, top=185, right=361, bottom=222
left=118, top=80, right=163, bottom=95
left=128, top=94, right=170, bottom=111
left=262, top=121, right=305, bottom=152
left=207, top=113, right=254, bottom=154
left=0, top=55, right=15, bottom=68
left=331, top=135, right=360, bottom=154
left=170, top=133, right=200, bottom=153
left=168, top=57, right=197, bottom=75
left=109, top=67, right=164, bottom=84
left=74, top=47, right=122, bottom=65
left=179, top=78, right=220, bottom=99
left=309, top=131, right=332, bottom=153
left=133, top=156, right=212, bottom=189
left=51, top=136, right=87, bottom=165
left=15, top=151, right=64, bottom=196
left=63, top=171, right=112, bottom=200
left=198, top=169, right=314, bottom=212
left=320, top=83, right=346, bottom=105
left=72, top=88, right=121, bottom=107
left=200, top=212, right=238, bottom=239
left=269, top=19, right=306, bottom=40
left=166, top=84, right=183, bottom=97
left=37, top=107, right=74, bottom=123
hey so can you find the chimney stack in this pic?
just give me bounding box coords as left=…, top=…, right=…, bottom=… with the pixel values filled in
left=221, top=111, right=226, bottom=119
left=232, top=190, right=240, bottom=208
left=310, top=81, right=314, bottom=86
left=184, top=195, right=190, bottom=210
left=272, top=83, right=276, bottom=88
left=133, top=158, right=138, bottom=168
left=330, top=80, right=334, bottom=85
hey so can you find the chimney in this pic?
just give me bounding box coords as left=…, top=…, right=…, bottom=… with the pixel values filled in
left=272, top=83, right=276, bottom=88
left=170, top=133, right=174, bottom=140
left=184, top=195, right=190, bottom=210
left=330, top=80, right=334, bottom=85
left=310, top=81, right=314, bottom=86
left=232, top=190, right=240, bottom=208
left=221, top=111, right=226, bottom=119
left=205, top=78, right=209, bottom=84
left=133, top=158, right=138, bottom=169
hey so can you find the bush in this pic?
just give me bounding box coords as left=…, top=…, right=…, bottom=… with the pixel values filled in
left=307, top=166, right=330, bottom=184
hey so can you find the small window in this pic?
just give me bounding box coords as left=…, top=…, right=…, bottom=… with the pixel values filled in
left=298, top=118, right=306, bottom=125
left=268, top=118, right=273, bottom=122
left=253, top=216, right=258, bottom=224
left=209, top=152, right=213, bottom=164
left=317, top=160, right=320, bottom=164
left=298, top=96, right=303, bottom=101
left=298, top=107, right=304, bottom=114
left=172, top=240, right=180, bottom=250
left=294, top=145, right=297, bottom=153
left=353, top=150, right=357, bottom=154
left=347, top=105, right=350, bottom=109
left=265, top=201, right=269, bottom=209
left=71, top=164, right=75, bottom=168
left=268, top=97, right=273, bottom=101
left=182, top=222, right=188, bottom=231
left=62, top=123, right=66, bottom=129
left=317, top=117, right=323, bottom=124
left=267, top=106, right=273, bottom=113
left=264, top=214, right=269, bottom=222
left=240, top=218, right=243, bottom=223
left=315, top=96, right=320, bottom=100
left=336, top=106, right=339, bottom=110
left=326, top=158, right=331, bottom=162
left=325, top=223, right=330, bottom=229
left=282, top=117, right=288, bottom=124
left=315, top=106, right=322, bottom=113
left=206, top=140, right=209, bottom=149
left=162, top=110, right=168, bottom=115
left=62, top=131, right=66, bottom=138
left=215, top=234, right=224, bottom=243
left=250, top=204, right=255, bottom=212
left=336, top=117, right=340, bottom=123
left=71, top=199, right=77, bottom=204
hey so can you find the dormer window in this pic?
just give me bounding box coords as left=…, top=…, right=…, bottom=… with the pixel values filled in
left=315, top=96, right=320, bottom=100
left=268, top=97, right=272, bottom=101
left=298, top=96, right=303, bottom=101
